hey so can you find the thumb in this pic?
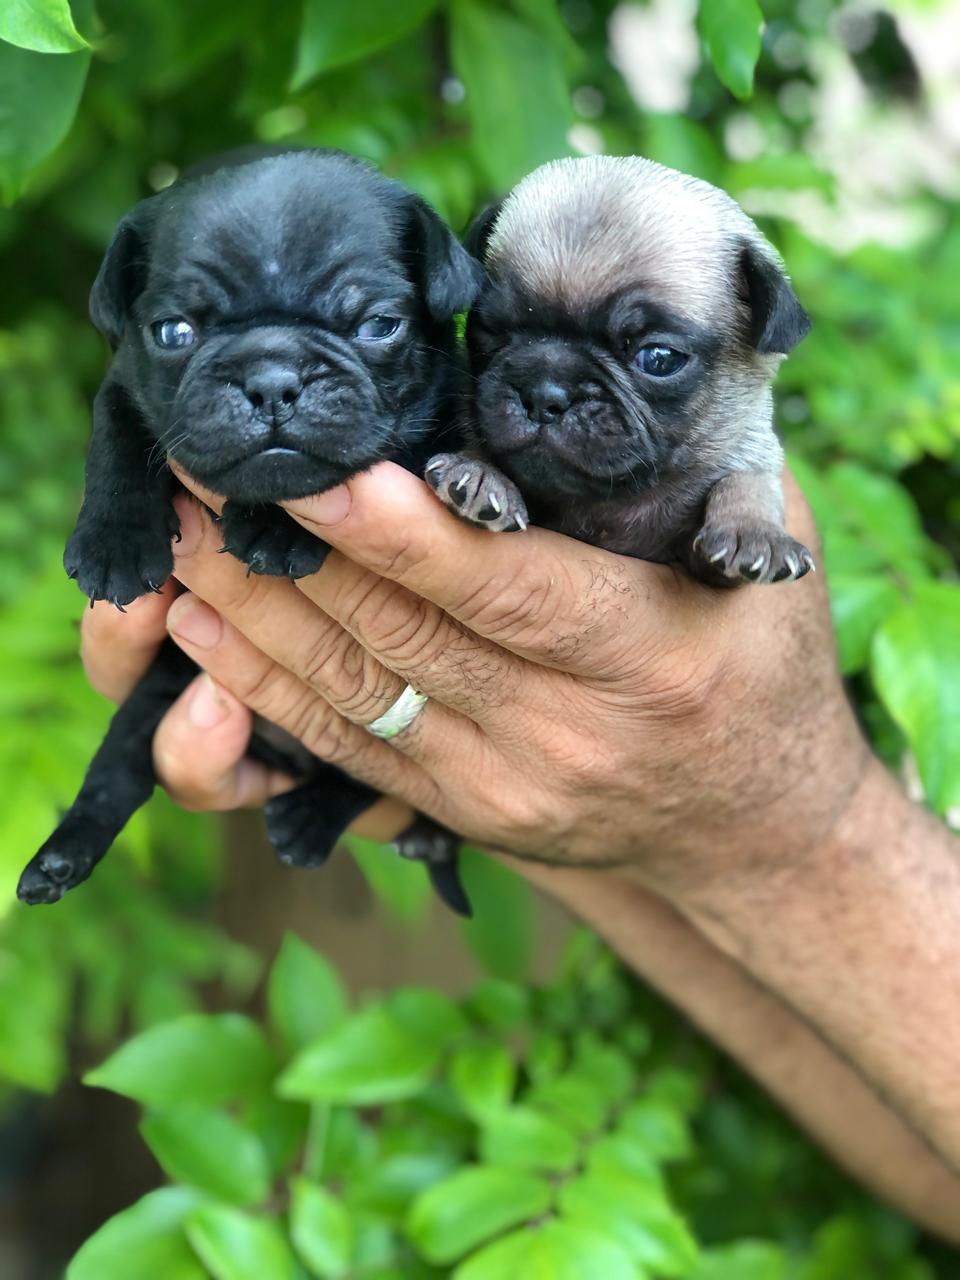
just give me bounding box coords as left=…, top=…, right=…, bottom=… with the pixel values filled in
left=153, top=673, right=293, bottom=811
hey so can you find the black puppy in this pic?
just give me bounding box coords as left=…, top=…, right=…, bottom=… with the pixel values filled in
left=18, top=150, right=481, bottom=912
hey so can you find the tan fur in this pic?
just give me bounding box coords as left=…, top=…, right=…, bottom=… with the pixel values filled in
left=486, top=154, right=784, bottom=335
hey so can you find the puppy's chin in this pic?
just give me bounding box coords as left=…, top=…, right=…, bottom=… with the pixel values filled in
left=497, top=441, right=651, bottom=501
left=183, top=447, right=360, bottom=505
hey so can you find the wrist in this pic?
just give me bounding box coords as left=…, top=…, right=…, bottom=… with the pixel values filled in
left=660, top=753, right=901, bottom=955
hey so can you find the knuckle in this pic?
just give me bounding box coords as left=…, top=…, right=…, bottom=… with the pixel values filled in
left=301, top=627, right=398, bottom=722
left=153, top=743, right=210, bottom=809
left=300, top=711, right=363, bottom=769
left=362, top=590, right=446, bottom=666
left=491, top=786, right=562, bottom=847
left=369, top=535, right=431, bottom=585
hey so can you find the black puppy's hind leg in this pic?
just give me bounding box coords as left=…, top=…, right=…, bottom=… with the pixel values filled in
left=17, top=642, right=197, bottom=905
left=263, top=762, right=380, bottom=869
left=394, top=814, right=471, bottom=917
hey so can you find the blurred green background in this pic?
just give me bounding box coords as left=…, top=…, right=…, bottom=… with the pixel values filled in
left=0, top=0, right=958, bottom=1276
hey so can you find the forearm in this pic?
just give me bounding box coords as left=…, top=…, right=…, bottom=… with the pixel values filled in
left=675, top=759, right=960, bottom=1180
left=518, top=853, right=960, bottom=1242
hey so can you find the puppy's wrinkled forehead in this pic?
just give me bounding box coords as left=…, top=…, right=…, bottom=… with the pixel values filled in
left=485, top=155, right=763, bottom=328
left=151, top=154, right=411, bottom=314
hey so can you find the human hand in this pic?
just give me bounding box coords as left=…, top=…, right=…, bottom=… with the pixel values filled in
left=79, top=578, right=414, bottom=840
left=83, top=461, right=868, bottom=906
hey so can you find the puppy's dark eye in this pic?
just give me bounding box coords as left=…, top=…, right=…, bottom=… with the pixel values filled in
left=152, top=318, right=196, bottom=350
left=356, top=315, right=401, bottom=340
left=635, top=345, right=688, bottom=377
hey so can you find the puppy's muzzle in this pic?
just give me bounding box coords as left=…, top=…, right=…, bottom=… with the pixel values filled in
left=243, top=359, right=303, bottom=427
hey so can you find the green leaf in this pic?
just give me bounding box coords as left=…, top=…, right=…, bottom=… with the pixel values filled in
left=186, top=1205, right=298, bottom=1280
left=829, top=573, right=901, bottom=675
left=692, top=1241, right=787, bottom=1280
left=697, top=0, right=764, bottom=100
left=455, top=1221, right=638, bottom=1280
left=618, top=1099, right=692, bottom=1160
left=571, top=1040, right=635, bottom=1103
left=277, top=1005, right=440, bottom=1104
left=452, top=1227, right=535, bottom=1279
left=0, top=945, right=69, bottom=1091
left=872, top=583, right=960, bottom=812
left=826, top=463, right=936, bottom=574
left=140, top=1104, right=272, bottom=1206
left=68, top=1187, right=208, bottom=1280
left=459, top=848, right=535, bottom=980
left=559, top=1173, right=698, bottom=1274
left=586, top=1135, right=664, bottom=1187
left=526, top=1073, right=609, bottom=1135
left=292, top=0, right=439, bottom=89
left=348, top=1152, right=459, bottom=1219
left=0, top=38, right=89, bottom=200
left=347, top=835, right=433, bottom=926
left=406, top=1165, right=552, bottom=1264
left=479, top=1105, right=579, bottom=1173
left=388, top=986, right=468, bottom=1046
left=84, top=1014, right=275, bottom=1107
left=449, top=1041, right=516, bottom=1120
left=0, top=0, right=88, bottom=53
left=243, top=1094, right=310, bottom=1178
left=289, top=1177, right=353, bottom=1279
left=450, top=0, right=573, bottom=191
left=267, top=932, right=347, bottom=1053
left=466, top=980, right=531, bottom=1031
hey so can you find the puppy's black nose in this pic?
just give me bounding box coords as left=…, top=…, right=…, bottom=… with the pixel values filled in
left=244, top=363, right=303, bottom=425
left=521, top=378, right=571, bottom=424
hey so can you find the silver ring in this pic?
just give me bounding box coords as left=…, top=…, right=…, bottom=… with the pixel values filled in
left=365, top=684, right=428, bottom=740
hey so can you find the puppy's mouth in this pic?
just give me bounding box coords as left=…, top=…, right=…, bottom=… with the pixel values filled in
left=181, top=444, right=366, bottom=505
left=480, top=392, right=656, bottom=496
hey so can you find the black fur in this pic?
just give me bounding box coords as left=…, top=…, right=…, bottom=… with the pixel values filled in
left=19, top=150, right=476, bottom=912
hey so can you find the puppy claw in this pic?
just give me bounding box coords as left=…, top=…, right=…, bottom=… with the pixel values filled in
left=425, top=453, right=529, bottom=535
left=692, top=521, right=815, bottom=587
left=219, top=501, right=330, bottom=578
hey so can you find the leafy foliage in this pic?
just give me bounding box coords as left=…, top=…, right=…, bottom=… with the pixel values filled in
left=71, top=932, right=949, bottom=1277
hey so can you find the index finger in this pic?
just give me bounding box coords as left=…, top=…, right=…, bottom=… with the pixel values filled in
left=280, top=463, right=694, bottom=676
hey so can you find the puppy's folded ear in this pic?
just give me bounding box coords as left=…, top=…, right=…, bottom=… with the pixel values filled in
left=464, top=201, right=504, bottom=262
left=407, top=196, right=486, bottom=321
left=90, top=201, right=156, bottom=349
left=739, top=240, right=811, bottom=355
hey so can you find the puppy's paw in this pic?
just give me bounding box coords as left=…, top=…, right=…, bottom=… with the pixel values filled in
left=265, top=787, right=332, bottom=869
left=424, top=453, right=528, bottom=533
left=18, top=847, right=89, bottom=905
left=220, top=502, right=329, bottom=578
left=691, top=522, right=815, bottom=585
left=64, top=504, right=178, bottom=606
left=392, top=814, right=471, bottom=917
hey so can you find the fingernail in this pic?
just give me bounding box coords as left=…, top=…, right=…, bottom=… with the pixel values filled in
left=172, top=495, right=205, bottom=557
left=286, top=484, right=351, bottom=527
left=188, top=673, right=231, bottom=728
left=168, top=596, right=223, bottom=649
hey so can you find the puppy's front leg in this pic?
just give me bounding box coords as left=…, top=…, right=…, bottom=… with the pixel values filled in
left=219, top=502, right=330, bottom=578
left=64, top=380, right=180, bottom=606
left=688, top=471, right=815, bottom=585
left=425, top=452, right=529, bottom=533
